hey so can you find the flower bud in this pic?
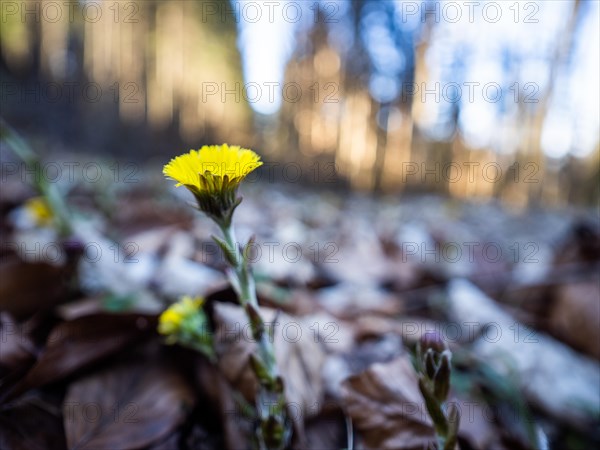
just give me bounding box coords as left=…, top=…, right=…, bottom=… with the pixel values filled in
left=420, top=331, right=447, bottom=354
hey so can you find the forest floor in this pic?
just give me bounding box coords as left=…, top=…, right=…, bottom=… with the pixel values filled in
left=1, top=166, right=599, bottom=450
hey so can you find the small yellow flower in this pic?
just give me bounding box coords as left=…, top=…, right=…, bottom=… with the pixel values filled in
left=24, top=197, right=53, bottom=226
left=158, top=295, right=204, bottom=337
left=163, top=144, right=262, bottom=224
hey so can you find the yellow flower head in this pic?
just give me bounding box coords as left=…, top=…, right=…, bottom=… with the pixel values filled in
left=163, top=144, right=262, bottom=224
left=163, top=144, right=262, bottom=190
left=158, top=295, right=204, bottom=337
left=24, top=197, right=53, bottom=227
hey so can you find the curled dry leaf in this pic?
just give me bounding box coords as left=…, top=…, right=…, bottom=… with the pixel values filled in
left=341, top=356, right=436, bottom=450
left=212, top=303, right=326, bottom=439
left=63, top=361, right=194, bottom=450
left=6, top=313, right=156, bottom=400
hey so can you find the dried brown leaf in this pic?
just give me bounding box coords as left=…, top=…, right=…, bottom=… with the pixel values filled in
left=0, top=257, right=71, bottom=317
left=341, top=356, right=435, bottom=450
left=6, top=313, right=155, bottom=400
left=0, top=397, right=67, bottom=450
left=549, top=280, right=600, bottom=359
left=63, top=361, right=194, bottom=450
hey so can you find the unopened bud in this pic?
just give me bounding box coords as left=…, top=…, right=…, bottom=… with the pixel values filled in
left=420, top=331, right=447, bottom=354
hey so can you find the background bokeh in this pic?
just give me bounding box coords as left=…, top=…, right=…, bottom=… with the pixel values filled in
left=1, top=0, right=598, bottom=206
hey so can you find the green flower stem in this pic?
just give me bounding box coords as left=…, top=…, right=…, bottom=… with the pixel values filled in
left=217, top=221, right=289, bottom=450
left=219, top=223, right=257, bottom=304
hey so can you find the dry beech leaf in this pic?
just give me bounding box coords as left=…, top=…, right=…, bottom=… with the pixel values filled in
left=63, top=361, right=194, bottom=450
left=549, top=280, right=600, bottom=359
left=341, top=356, right=436, bottom=450
left=213, top=303, right=326, bottom=438
left=454, top=399, right=502, bottom=450
left=7, top=313, right=155, bottom=400
left=341, top=356, right=501, bottom=450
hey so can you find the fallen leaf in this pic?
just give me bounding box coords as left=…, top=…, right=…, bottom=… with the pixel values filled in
left=549, top=280, right=600, bottom=359
left=6, top=313, right=156, bottom=401
left=322, top=334, right=404, bottom=400
left=0, top=396, right=67, bottom=450
left=304, top=407, right=348, bottom=450
left=63, top=361, right=194, bottom=450
left=340, top=356, right=436, bottom=450
left=0, top=312, right=36, bottom=373
left=0, top=256, right=73, bottom=318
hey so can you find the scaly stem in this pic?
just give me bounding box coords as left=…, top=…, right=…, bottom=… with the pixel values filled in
left=217, top=221, right=289, bottom=450
left=219, top=223, right=257, bottom=304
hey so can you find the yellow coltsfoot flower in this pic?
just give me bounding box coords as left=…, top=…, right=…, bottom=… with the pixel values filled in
left=163, top=144, right=262, bottom=225
left=161, top=144, right=287, bottom=448
left=158, top=295, right=215, bottom=359
left=158, top=295, right=204, bottom=337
